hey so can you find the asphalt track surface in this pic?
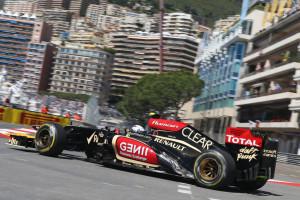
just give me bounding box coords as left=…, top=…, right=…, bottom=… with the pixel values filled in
left=0, top=123, right=300, bottom=200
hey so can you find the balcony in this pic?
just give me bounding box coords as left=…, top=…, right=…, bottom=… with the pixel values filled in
left=235, top=88, right=297, bottom=106
left=235, top=121, right=299, bottom=130
left=244, top=32, right=300, bottom=62
left=236, top=99, right=299, bottom=130
left=240, top=62, right=300, bottom=84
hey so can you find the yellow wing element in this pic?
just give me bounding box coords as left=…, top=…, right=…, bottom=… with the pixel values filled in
left=287, top=0, right=293, bottom=8
left=9, top=132, right=35, bottom=139
left=0, top=128, right=36, bottom=139
left=263, top=3, right=271, bottom=28
left=278, top=0, right=287, bottom=17
left=268, top=0, right=279, bottom=22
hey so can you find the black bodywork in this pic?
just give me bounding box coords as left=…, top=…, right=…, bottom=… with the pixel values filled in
left=8, top=120, right=279, bottom=190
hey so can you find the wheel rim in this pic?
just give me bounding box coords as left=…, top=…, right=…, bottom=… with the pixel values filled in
left=36, top=129, right=52, bottom=149
left=198, top=158, right=220, bottom=182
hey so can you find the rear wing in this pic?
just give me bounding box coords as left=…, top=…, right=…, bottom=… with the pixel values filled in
left=225, top=127, right=278, bottom=180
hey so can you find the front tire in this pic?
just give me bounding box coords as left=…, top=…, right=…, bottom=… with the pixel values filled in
left=193, top=150, right=236, bottom=189
left=35, top=123, right=66, bottom=156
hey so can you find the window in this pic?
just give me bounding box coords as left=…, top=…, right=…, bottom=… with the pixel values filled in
left=235, top=43, right=245, bottom=60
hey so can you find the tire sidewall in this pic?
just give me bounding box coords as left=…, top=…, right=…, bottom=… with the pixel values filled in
left=35, top=123, right=65, bottom=156
left=193, top=150, right=235, bottom=189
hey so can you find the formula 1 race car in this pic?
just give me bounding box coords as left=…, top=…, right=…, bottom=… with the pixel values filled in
left=5, top=118, right=278, bottom=191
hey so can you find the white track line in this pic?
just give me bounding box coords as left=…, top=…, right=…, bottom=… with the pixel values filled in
left=177, top=184, right=192, bottom=195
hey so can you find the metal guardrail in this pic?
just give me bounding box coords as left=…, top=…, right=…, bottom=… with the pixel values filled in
left=277, top=152, right=300, bottom=166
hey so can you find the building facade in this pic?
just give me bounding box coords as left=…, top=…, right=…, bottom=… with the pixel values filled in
left=3, top=0, right=39, bottom=13
left=213, top=15, right=240, bottom=35
left=49, top=45, right=113, bottom=99
left=23, top=42, right=56, bottom=93
left=37, top=9, right=72, bottom=39
left=0, top=11, right=51, bottom=83
left=234, top=8, right=300, bottom=153
left=189, top=8, right=265, bottom=142
left=68, top=0, right=88, bottom=16
left=163, top=13, right=197, bottom=37
left=111, top=32, right=198, bottom=97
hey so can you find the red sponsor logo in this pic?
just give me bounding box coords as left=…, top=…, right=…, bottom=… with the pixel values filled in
left=225, top=127, right=262, bottom=148
left=20, top=112, right=60, bottom=125
left=148, top=118, right=187, bottom=132
left=115, top=137, right=158, bottom=165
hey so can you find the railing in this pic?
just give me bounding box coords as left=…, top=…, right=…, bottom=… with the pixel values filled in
left=241, top=60, right=294, bottom=78
left=246, top=31, right=300, bottom=56
left=277, top=152, right=300, bottom=166
left=236, top=88, right=297, bottom=100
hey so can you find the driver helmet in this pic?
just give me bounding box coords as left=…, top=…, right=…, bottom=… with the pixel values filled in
left=148, top=111, right=160, bottom=119
left=131, top=125, right=145, bottom=133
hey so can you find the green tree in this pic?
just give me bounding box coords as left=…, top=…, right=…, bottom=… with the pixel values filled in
left=117, top=71, right=203, bottom=123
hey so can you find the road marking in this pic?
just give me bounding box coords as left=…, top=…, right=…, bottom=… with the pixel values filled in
left=101, top=182, right=120, bottom=187
left=177, top=184, right=192, bottom=195
left=268, top=179, right=300, bottom=187
left=208, top=198, right=221, bottom=200
left=14, top=158, right=28, bottom=162
left=178, top=184, right=191, bottom=189
left=288, top=174, right=299, bottom=178
left=177, top=189, right=192, bottom=194
left=134, top=185, right=145, bottom=189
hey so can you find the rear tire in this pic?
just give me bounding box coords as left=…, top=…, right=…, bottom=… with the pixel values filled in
left=237, top=179, right=268, bottom=192
left=193, top=150, right=236, bottom=189
left=35, top=123, right=66, bottom=156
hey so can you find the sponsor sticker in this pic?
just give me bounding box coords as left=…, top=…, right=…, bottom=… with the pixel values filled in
left=263, top=149, right=277, bottom=158
left=115, top=137, right=158, bottom=165
left=148, top=119, right=187, bottom=132
left=181, top=127, right=213, bottom=150
left=237, top=146, right=259, bottom=162
left=154, top=137, right=186, bottom=151
left=225, top=128, right=262, bottom=148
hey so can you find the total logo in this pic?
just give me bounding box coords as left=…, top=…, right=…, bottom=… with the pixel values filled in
left=226, top=134, right=262, bottom=148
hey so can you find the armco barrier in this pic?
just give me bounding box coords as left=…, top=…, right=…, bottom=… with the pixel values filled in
left=277, top=152, right=300, bottom=166
left=0, top=106, right=70, bottom=126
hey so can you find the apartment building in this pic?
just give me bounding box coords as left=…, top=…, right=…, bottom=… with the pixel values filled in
left=3, top=0, right=39, bottom=13
left=37, top=9, right=72, bottom=38
left=49, top=45, right=114, bottom=100
left=188, top=8, right=265, bottom=142
left=213, top=15, right=240, bottom=34
left=86, top=4, right=103, bottom=25
left=0, top=11, right=51, bottom=83
left=68, top=0, right=88, bottom=16
left=23, top=42, right=56, bottom=93
left=41, top=0, right=64, bottom=9
left=111, top=32, right=198, bottom=97
left=106, top=3, right=128, bottom=18
left=3, top=0, right=67, bottom=13
left=163, top=13, right=197, bottom=37
left=69, top=17, right=95, bottom=44
left=234, top=8, right=300, bottom=153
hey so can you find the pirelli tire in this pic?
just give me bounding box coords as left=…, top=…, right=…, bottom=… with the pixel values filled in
left=35, top=123, right=66, bottom=156
left=237, top=178, right=268, bottom=192
left=193, top=150, right=236, bottom=189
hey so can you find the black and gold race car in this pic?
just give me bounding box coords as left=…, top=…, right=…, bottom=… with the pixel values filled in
left=5, top=118, right=278, bottom=191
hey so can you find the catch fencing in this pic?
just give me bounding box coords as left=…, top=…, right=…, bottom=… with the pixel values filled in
left=277, top=152, right=300, bottom=166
